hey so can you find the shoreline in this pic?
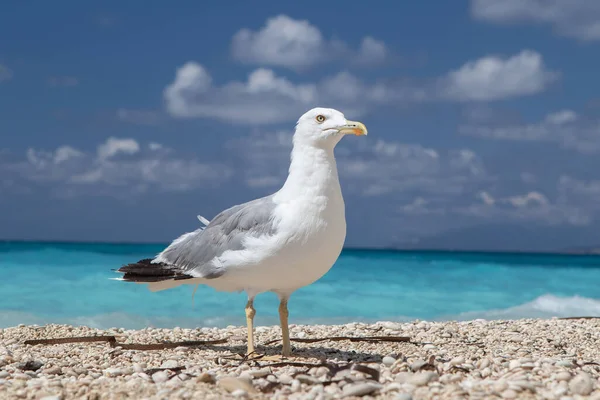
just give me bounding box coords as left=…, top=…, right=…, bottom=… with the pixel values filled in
left=1, top=318, right=599, bottom=399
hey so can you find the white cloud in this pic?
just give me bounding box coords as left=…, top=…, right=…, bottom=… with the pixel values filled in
left=506, top=191, right=549, bottom=207
left=341, top=140, right=487, bottom=197
left=47, top=76, right=79, bottom=87
left=164, top=62, right=390, bottom=124
left=1, top=139, right=231, bottom=196
left=400, top=197, right=446, bottom=215
left=440, top=50, right=558, bottom=101
left=97, top=137, right=140, bottom=160
left=148, top=142, right=164, bottom=151
left=0, top=65, right=13, bottom=82
left=460, top=108, right=600, bottom=153
left=54, top=146, right=84, bottom=164
left=164, top=49, right=557, bottom=125
left=230, top=15, right=388, bottom=69
left=227, top=132, right=488, bottom=199
left=231, top=15, right=329, bottom=69
left=117, top=109, right=161, bottom=126
left=477, top=191, right=496, bottom=205
left=357, top=37, right=388, bottom=65
left=461, top=189, right=588, bottom=225
left=471, top=0, right=600, bottom=41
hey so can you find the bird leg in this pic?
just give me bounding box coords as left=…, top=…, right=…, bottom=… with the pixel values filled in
left=245, top=298, right=256, bottom=355
left=223, top=296, right=292, bottom=363
left=247, top=297, right=291, bottom=362
left=279, top=297, right=291, bottom=357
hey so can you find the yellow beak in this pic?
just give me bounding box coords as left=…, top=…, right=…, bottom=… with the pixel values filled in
left=336, top=120, right=368, bottom=136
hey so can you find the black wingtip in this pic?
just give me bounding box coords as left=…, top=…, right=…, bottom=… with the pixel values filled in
left=114, top=258, right=194, bottom=283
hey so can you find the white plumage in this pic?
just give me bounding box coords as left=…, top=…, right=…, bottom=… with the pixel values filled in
left=116, top=107, right=368, bottom=357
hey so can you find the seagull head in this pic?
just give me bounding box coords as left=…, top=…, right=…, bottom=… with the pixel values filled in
left=293, top=107, right=368, bottom=148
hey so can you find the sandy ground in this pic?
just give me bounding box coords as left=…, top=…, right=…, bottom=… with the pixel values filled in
left=1, top=318, right=600, bottom=399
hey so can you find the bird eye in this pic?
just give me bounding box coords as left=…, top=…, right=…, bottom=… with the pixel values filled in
left=315, top=115, right=326, bottom=123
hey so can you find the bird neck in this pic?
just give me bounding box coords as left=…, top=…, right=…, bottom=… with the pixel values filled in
left=276, top=141, right=341, bottom=202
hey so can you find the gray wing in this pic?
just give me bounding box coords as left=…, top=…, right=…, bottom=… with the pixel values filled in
left=153, top=194, right=277, bottom=279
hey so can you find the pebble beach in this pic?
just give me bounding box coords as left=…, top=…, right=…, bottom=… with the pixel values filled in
left=1, top=318, right=600, bottom=399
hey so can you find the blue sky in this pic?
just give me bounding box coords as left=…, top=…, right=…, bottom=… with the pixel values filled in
left=1, top=0, right=600, bottom=250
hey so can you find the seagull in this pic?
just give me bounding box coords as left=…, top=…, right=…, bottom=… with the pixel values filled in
left=115, top=107, right=368, bottom=358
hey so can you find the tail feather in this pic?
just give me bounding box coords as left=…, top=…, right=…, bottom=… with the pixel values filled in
left=116, top=258, right=194, bottom=283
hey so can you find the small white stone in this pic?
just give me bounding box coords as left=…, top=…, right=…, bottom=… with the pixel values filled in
left=291, top=379, right=301, bottom=392
left=104, top=368, right=123, bottom=377
left=569, top=372, right=594, bottom=396
left=279, top=374, right=293, bottom=385
left=450, top=356, right=465, bottom=366
left=342, top=382, right=382, bottom=397
left=494, top=380, right=508, bottom=392
left=508, top=360, right=521, bottom=370
left=132, top=363, right=144, bottom=373
left=555, top=360, right=574, bottom=368
left=407, top=372, right=438, bottom=387
left=248, top=368, right=270, bottom=378
left=178, top=373, right=191, bottom=381
left=382, top=356, right=396, bottom=367
left=231, top=389, right=248, bottom=398
left=160, top=360, right=179, bottom=369
left=152, top=371, right=169, bottom=383
left=555, top=371, right=571, bottom=381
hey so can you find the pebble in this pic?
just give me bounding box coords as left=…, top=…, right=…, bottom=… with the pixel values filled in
left=152, top=371, right=169, bottom=383
left=0, top=319, right=599, bottom=399
left=408, top=372, right=438, bottom=387
left=279, top=373, right=293, bottom=385
left=409, top=360, right=427, bottom=372
left=508, top=360, right=521, bottom=370
left=569, top=372, right=594, bottom=396
left=160, top=360, right=179, bottom=369
left=231, top=389, right=248, bottom=398
left=342, top=382, right=383, bottom=397
left=501, top=389, right=518, bottom=399
left=450, top=356, right=464, bottom=366
left=132, top=363, right=144, bottom=373
left=556, top=360, right=574, bottom=368
left=555, top=371, right=571, bottom=381
left=104, top=368, right=123, bottom=377
left=382, top=356, right=396, bottom=367
left=248, top=368, right=270, bottom=378
left=218, top=376, right=256, bottom=394
left=197, top=372, right=216, bottom=384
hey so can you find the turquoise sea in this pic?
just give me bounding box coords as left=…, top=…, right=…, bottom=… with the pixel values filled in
left=1, top=241, right=600, bottom=329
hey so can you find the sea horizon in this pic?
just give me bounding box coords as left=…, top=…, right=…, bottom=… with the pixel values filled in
left=1, top=238, right=598, bottom=256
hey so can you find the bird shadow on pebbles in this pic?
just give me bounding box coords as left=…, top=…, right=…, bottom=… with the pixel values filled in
left=214, top=343, right=386, bottom=364
left=22, top=333, right=413, bottom=365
